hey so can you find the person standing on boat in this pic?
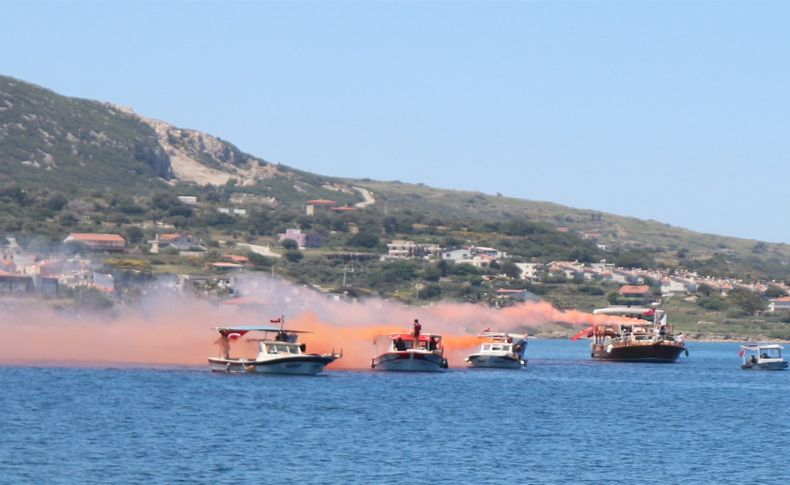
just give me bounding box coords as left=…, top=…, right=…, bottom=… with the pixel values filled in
left=412, top=319, right=422, bottom=339
left=394, top=336, right=406, bottom=351
left=428, top=335, right=437, bottom=351
left=216, top=334, right=230, bottom=360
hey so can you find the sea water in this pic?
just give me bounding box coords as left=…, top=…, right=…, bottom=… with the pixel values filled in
left=1, top=340, right=787, bottom=484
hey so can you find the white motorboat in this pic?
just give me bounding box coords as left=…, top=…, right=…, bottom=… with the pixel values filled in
left=465, top=331, right=528, bottom=369
left=740, top=344, right=788, bottom=370
left=208, top=320, right=341, bottom=375
left=371, top=320, right=448, bottom=372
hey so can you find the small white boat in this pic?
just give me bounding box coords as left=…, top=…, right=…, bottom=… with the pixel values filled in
left=465, top=331, right=528, bottom=369
left=740, top=344, right=788, bottom=371
left=371, top=320, right=448, bottom=372
left=208, top=321, right=341, bottom=375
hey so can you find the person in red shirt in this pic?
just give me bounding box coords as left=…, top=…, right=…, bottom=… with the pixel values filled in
left=412, top=318, right=421, bottom=339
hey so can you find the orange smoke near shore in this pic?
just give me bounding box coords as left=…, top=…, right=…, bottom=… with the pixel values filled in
left=0, top=277, right=639, bottom=369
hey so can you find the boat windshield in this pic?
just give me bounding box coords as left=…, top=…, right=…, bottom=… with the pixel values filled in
left=483, top=344, right=511, bottom=352
left=265, top=343, right=300, bottom=354
left=759, top=348, right=782, bottom=359
left=395, top=340, right=429, bottom=350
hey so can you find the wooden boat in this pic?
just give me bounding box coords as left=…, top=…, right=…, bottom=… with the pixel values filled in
left=572, top=307, right=688, bottom=363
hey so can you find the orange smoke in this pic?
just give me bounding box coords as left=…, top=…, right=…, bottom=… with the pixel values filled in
left=0, top=277, right=624, bottom=369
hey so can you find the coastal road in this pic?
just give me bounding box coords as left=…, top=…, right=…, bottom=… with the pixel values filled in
left=352, top=186, right=375, bottom=208
left=237, top=243, right=282, bottom=258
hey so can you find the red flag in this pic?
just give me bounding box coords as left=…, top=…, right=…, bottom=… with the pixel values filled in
left=270, top=318, right=281, bottom=323
left=570, top=326, right=594, bottom=341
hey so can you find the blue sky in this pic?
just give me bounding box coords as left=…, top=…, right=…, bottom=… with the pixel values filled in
left=1, top=1, right=788, bottom=242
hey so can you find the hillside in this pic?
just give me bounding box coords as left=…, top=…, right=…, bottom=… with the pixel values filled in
left=0, top=75, right=355, bottom=204
left=352, top=180, right=790, bottom=280
left=2, top=74, right=790, bottom=281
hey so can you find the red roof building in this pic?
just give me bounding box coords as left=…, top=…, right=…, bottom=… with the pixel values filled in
left=306, top=199, right=337, bottom=206
left=306, top=199, right=339, bottom=216
left=63, top=233, right=126, bottom=252
left=619, top=284, right=652, bottom=296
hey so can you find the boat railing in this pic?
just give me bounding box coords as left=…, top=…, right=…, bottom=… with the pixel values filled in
left=609, top=333, right=684, bottom=346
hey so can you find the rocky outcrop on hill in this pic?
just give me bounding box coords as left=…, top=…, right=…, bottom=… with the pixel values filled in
left=111, top=103, right=282, bottom=186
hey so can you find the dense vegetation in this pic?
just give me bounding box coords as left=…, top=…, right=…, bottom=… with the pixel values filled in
left=3, top=72, right=790, bottom=295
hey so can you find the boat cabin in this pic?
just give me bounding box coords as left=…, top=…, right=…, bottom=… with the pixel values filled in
left=476, top=332, right=527, bottom=356
left=260, top=341, right=306, bottom=356
left=215, top=325, right=311, bottom=360
left=740, top=344, right=786, bottom=369
left=389, top=333, right=443, bottom=352
left=481, top=342, right=513, bottom=353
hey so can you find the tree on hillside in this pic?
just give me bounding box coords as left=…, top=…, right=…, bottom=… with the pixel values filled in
left=281, top=238, right=298, bottom=250
left=124, top=226, right=145, bottom=244
left=764, top=285, right=788, bottom=299
left=501, top=260, right=522, bottom=279
left=347, top=232, right=379, bottom=249
left=46, top=193, right=68, bottom=212
left=436, top=259, right=449, bottom=277
left=698, top=295, right=728, bottom=311
left=727, top=288, right=766, bottom=316
left=247, top=252, right=273, bottom=268
left=696, top=283, right=714, bottom=296
left=613, top=249, right=656, bottom=269
left=284, top=249, right=303, bottom=263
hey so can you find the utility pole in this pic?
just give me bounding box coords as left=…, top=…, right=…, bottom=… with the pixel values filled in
left=343, top=263, right=356, bottom=287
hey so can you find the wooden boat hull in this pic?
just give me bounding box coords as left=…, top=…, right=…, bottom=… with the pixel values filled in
left=372, top=350, right=448, bottom=372
left=592, top=342, right=687, bottom=363
left=208, top=354, right=338, bottom=375
left=465, top=353, right=525, bottom=369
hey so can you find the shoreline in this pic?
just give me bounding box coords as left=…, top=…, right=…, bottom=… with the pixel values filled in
left=528, top=333, right=790, bottom=344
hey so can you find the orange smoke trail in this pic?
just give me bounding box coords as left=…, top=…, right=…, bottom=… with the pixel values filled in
left=0, top=276, right=634, bottom=369
left=0, top=303, right=221, bottom=366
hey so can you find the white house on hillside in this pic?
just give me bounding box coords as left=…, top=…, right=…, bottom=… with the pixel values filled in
left=768, top=296, right=790, bottom=313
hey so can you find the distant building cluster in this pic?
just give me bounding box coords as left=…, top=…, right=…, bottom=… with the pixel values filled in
left=385, top=240, right=441, bottom=260
left=305, top=199, right=357, bottom=216
left=441, top=246, right=508, bottom=269
left=149, top=233, right=206, bottom=254
left=278, top=229, right=323, bottom=249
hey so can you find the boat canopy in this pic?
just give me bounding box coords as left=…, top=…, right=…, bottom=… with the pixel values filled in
left=389, top=333, right=442, bottom=342
left=478, top=331, right=526, bottom=342
left=740, top=344, right=783, bottom=351
left=214, top=325, right=313, bottom=335
left=593, top=306, right=659, bottom=317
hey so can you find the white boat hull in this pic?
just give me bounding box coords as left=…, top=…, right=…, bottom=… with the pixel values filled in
left=372, top=350, right=447, bottom=372
left=208, top=354, right=338, bottom=375
left=465, top=353, right=525, bottom=369
left=741, top=360, right=788, bottom=371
